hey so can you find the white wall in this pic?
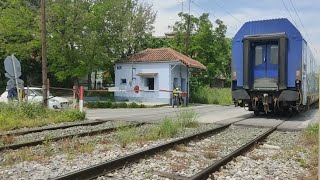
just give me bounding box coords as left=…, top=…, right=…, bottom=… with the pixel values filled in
left=170, top=64, right=188, bottom=92
left=114, top=62, right=174, bottom=103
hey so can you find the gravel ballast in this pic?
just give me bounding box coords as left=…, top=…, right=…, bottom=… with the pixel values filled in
left=1, top=121, right=130, bottom=145
left=211, top=131, right=310, bottom=180
left=0, top=123, right=217, bottom=179
left=97, top=126, right=269, bottom=179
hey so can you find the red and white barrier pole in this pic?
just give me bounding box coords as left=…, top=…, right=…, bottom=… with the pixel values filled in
left=79, top=86, right=84, bottom=112
left=72, top=85, right=77, bottom=109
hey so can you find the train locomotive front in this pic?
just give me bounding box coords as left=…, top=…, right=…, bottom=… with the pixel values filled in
left=231, top=19, right=318, bottom=115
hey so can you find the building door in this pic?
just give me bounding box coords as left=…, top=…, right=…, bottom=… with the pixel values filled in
left=253, top=43, right=279, bottom=90
left=181, top=78, right=186, bottom=91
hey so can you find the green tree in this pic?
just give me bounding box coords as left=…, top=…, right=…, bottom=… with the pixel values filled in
left=170, top=13, right=231, bottom=87
left=0, top=0, right=42, bottom=88
left=46, top=0, right=155, bottom=85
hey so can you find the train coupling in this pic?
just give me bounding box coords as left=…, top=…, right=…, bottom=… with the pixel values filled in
left=262, top=93, right=269, bottom=113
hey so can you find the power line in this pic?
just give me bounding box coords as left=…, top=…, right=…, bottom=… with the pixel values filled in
left=281, top=0, right=299, bottom=30
left=210, top=0, right=242, bottom=24
left=288, top=0, right=319, bottom=57
left=190, top=0, right=238, bottom=33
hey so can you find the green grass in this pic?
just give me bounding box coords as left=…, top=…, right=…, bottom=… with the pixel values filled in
left=300, top=124, right=318, bottom=177
left=192, top=86, right=232, bottom=105
left=0, top=103, right=86, bottom=132
left=116, top=110, right=199, bottom=147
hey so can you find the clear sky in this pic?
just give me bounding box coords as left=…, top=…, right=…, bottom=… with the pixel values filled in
left=145, top=0, right=320, bottom=59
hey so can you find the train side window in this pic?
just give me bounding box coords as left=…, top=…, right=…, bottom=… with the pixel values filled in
left=255, top=46, right=263, bottom=65
left=270, top=45, right=279, bottom=64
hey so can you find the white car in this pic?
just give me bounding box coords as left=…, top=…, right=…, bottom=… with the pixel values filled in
left=0, top=87, right=69, bottom=109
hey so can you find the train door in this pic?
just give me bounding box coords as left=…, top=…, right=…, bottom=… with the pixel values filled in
left=253, top=43, right=279, bottom=90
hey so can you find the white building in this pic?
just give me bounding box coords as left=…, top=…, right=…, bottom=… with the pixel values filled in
left=114, top=48, right=206, bottom=104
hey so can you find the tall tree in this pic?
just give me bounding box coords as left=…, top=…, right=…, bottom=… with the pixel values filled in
left=0, top=0, right=42, bottom=87
left=170, top=13, right=231, bottom=87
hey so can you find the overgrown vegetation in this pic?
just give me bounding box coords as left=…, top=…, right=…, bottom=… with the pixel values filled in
left=116, top=110, right=199, bottom=147
left=86, top=101, right=148, bottom=109
left=301, top=124, right=318, bottom=177
left=0, top=103, right=86, bottom=132
left=191, top=86, right=232, bottom=105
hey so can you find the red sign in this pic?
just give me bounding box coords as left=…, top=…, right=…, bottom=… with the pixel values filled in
left=134, top=85, right=139, bottom=93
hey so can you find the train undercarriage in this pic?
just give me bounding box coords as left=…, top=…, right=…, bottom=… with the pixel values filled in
left=232, top=82, right=315, bottom=115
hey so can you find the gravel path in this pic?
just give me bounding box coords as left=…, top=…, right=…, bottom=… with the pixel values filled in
left=0, top=123, right=217, bottom=179
left=211, top=131, right=309, bottom=180
left=97, top=126, right=268, bottom=180
left=1, top=121, right=130, bottom=145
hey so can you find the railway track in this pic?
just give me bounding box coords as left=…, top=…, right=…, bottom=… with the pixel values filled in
left=0, top=122, right=144, bottom=151
left=53, top=114, right=272, bottom=180
left=0, top=119, right=111, bottom=137
left=0, top=104, right=227, bottom=138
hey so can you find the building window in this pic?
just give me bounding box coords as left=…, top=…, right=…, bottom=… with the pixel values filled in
left=146, top=78, right=154, bottom=90
left=117, top=66, right=122, bottom=70
left=121, top=79, right=126, bottom=84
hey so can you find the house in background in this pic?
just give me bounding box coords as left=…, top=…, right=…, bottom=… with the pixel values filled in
left=114, top=48, right=206, bottom=104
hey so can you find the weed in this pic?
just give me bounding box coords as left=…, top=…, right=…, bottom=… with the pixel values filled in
left=1, top=135, right=15, bottom=145
left=43, top=135, right=54, bottom=156
left=250, top=154, right=265, bottom=160
left=117, top=125, right=138, bottom=148
left=203, top=151, right=218, bottom=159
left=154, top=117, right=179, bottom=138
left=174, top=144, right=188, bottom=152
left=2, top=148, right=38, bottom=165
left=79, top=142, right=95, bottom=154
left=176, top=110, right=199, bottom=128
left=0, top=103, right=85, bottom=132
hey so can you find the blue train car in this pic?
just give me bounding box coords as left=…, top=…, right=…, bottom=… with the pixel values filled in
left=232, top=18, right=318, bottom=114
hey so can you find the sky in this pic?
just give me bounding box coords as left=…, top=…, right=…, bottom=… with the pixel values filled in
left=145, top=0, right=320, bottom=59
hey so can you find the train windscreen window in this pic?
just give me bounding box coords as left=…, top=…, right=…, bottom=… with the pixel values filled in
left=255, top=46, right=263, bottom=65
left=146, top=78, right=154, bottom=90
left=271, top=45, right=279, bottom=64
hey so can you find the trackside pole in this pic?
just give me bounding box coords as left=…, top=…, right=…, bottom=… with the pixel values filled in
left=72, top=86, right=77, bottom=109
left=79, top=86, right=84, bottom=112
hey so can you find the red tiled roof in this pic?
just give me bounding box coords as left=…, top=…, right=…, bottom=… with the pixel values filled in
left=120, top=48, right=206, bottom=70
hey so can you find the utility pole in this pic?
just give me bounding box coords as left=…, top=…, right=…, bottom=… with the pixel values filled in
left=186, top=0, right=191, bottom=55
left=185, top=0, right=191, bottom=106
left=41, top=0, right=48, bottom=107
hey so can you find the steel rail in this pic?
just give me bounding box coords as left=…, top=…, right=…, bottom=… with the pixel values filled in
left=53, top=124, right=233, bottom=180
left=0, top=123, right=144, bottom=152
left=189, top=121, right=285, bottom=180
left=0, top=120, right=110, bottom=137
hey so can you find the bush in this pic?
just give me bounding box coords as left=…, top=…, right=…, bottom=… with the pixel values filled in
left=111, top=103, right=118, bottom=109
left=0, top=103, right=86, bottom=131
left=118, top=102, right=128, bottom=108
left=139, top=104, right=146, bottom=108
left=191, top=86, right=232, bottom=105
left=86, top=100, right=112, bottom=108
left=128, top=102, right=139, bottom=108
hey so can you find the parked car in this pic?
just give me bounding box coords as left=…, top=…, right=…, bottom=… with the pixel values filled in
left=0, top=87, right=69, bottom=109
